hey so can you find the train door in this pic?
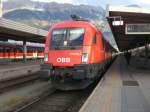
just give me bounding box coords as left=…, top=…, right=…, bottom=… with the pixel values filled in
left=33, top=47, right=38, bottom=59
left=0, top=47, right=4, bottom=59
left=15, top=46, right=23, bottom=59
left=0, top=47, right=4, bottom=64
left=91, top=32, right=105, bottom=63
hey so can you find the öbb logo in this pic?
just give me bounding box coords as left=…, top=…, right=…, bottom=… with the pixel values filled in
left=57, top=58, right=70, bottom=63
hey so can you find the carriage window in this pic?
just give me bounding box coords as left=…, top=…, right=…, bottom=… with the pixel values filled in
left=38, top=48, right=44, bottom=52
left=17, top=48, right=23, bottom=52
left=0, top=48, right=4, bottom=52
left=5, top=48, right=10, bottom=53
left=102, top=36, right=105, bottom=48
left=93, top=33, right=97, bottom=44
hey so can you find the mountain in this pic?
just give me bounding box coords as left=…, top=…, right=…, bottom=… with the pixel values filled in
left=3, top=0, right=102, bottom=10
left=3, top=0, right=105, bottom=30
left=73, top=0, right=103, bottom=7
left=126, top=4, right=141, bottom=8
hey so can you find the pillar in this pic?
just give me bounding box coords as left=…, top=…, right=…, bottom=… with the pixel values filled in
left=145, top=44, right=149, bottom=59
left=0, top=0, right=2, bottom=18
left=23, top=40, right=27, bottom=62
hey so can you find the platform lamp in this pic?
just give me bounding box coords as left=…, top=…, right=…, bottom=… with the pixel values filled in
left=0, top=0, right=2, bottom=18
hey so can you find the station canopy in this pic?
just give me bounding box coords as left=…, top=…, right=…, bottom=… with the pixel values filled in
left=0, top=18, right=48, bottom=43
left=107, top=6, right=150, bottom=51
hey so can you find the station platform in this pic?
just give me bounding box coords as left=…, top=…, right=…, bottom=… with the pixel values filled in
left=0, top=60, right=42, bottom=69
left=80, top=56, right=150, bottom=112
left=0, top=61, right=42, bottom=81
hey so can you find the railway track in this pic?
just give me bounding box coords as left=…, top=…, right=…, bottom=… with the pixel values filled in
left=13, top=80, right=99, bottom=112
left=11, top=59, right=115, bottom=112
left=0, top=73, right=39, bottom=93
left=3, top=59, right=114, bottom=112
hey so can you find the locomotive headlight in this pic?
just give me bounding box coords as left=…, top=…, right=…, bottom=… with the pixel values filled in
left=82, top=53, right=89, bottom=63
left=44, top=53, right=48, bottom=62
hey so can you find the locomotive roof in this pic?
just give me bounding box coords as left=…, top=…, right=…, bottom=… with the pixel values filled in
left=51, top=20, right=97, bottom=30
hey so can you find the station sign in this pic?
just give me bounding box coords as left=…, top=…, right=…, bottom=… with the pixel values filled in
left=126, top=24, right=150, bottom=35
left=112, top=20, right=124, bottom=26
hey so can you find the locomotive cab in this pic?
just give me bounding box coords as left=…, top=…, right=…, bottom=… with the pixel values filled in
left=40, top=21, right=107, bottom=90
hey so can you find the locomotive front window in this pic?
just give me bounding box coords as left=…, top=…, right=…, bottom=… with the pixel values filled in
left=51, top=29, right=66, bottom=48
left=50, top=28, right=84, bottom=49
left=68, top=28, right=84, bottom=46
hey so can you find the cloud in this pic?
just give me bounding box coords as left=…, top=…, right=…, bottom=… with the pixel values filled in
left=32, top=0, right=74, bottom=4
left=3, top=0, right=149, bottom=8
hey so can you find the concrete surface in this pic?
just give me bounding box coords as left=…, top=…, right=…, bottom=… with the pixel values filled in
left=0, top=80, right=53, bottom=112
left=0, top=61, right=41, bottom=81
left=79, top=56, right=150, bottom=112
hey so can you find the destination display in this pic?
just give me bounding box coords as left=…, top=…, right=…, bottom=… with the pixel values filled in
left=126, top=24, right=150, bottom=34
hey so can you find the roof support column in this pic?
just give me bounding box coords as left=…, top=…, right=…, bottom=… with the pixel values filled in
left=23, top=40, right=27, bottom=62
left=145, top=43, right=149, bottom=59
left=0, top=0, right=2, bottom=18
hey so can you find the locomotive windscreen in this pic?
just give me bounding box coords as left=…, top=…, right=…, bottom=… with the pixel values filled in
left=50, top=28, right=84, bottom=49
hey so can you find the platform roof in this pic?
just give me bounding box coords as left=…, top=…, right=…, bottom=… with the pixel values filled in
left=107, top=6, right=150, bottom=51
left=0, top=18, right=48, bottom=43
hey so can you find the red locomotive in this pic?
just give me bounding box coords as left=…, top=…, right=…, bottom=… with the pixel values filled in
left=40, top=17, right=116, bottom=90
left=0, top=42, right=44, bottom=62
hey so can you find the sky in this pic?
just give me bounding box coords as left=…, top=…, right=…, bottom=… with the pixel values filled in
left=2, top=0, right=150, bottom=8
left=31, top=0, right=150, bottom=8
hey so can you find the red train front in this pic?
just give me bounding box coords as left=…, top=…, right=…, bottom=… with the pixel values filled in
left=40, top=20, right=114, bottom=90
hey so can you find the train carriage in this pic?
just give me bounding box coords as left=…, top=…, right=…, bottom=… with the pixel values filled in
left=0, top=41, right=44, bottom=63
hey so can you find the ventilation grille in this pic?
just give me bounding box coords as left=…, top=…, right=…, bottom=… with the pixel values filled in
left=123, top=81, right=139, bottom=86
